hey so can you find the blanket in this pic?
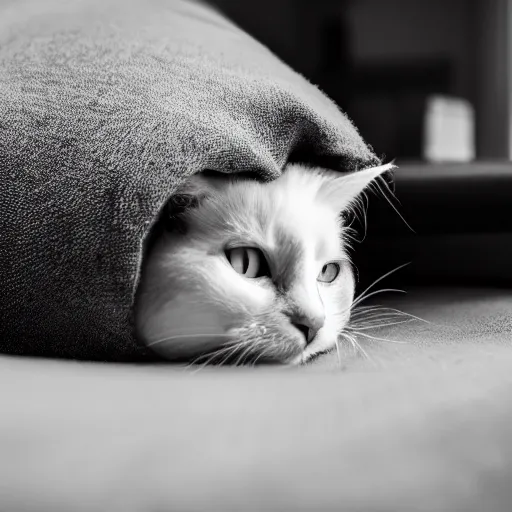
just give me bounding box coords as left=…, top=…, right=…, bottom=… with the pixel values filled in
left=0, top=0, right=378, bottom=360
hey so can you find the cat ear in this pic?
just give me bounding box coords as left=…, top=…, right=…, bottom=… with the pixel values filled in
left=319, top=162, right=395, bottom=213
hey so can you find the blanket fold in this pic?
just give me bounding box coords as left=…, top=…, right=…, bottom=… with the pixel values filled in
left=0, top=0, right=379, bottom=360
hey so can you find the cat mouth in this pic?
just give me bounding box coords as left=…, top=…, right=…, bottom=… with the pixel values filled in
left=177, top=324, right=305, bottom=366
left=142, top=321, right=306, bottom=365
left=225, top=322, right=306, bottom=364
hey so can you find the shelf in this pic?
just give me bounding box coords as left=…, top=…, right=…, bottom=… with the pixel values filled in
left=395, top=161, right=512, bottom=181
left=352, top=160, right=512, bottom=288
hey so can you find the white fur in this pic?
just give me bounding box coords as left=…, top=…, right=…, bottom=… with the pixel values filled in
left=135, top=163, right=392, bottom=364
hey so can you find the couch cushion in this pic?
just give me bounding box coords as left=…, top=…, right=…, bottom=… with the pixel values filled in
left=1, top=287, right=512, bottom=511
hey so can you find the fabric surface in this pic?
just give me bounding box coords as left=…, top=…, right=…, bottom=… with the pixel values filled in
left=0, top=0, right=378, bottom=360
left=314, top=285, right=512, bottom=369
left=1, top=286, right=512, bottom=512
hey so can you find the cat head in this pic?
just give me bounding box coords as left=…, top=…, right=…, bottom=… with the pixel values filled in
left=134, top=163, right=392, bottom=365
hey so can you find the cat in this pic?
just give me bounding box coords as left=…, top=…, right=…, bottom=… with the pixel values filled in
left=134, top=162, right=392, bottom=365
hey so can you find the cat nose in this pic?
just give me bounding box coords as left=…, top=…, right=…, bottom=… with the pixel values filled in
left=291, top=314, right=325, bottom=345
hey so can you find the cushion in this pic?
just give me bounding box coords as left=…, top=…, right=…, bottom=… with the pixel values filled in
left=1, top=287, right=512, bottom=511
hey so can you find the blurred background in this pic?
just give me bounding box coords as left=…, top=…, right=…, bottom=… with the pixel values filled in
left=213, top=0, right=512, bottom=289
left=214, top=0, right=510, bottom=162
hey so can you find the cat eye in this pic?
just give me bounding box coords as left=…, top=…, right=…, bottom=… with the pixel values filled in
left=225, top=247, right=269, bottom=278
left=317, top=262, right=340, bottom=283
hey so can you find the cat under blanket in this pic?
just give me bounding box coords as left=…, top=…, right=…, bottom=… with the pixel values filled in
left=135, top=163, right=392, bottom=365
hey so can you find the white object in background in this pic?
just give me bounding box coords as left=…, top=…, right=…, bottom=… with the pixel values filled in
left=423, top=95, right=475, bottom=163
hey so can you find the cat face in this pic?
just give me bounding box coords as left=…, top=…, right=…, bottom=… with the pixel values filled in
left=134, top=163, right=390, bottom=365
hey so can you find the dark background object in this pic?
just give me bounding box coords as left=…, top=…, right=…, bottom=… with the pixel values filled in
left=353, top=162, right=512, bottom=290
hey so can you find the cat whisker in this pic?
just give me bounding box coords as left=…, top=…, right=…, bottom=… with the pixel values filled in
left=251, top=346, right=273, bottom=366
left=257, top=333, right=285, bottom=365
left=147, top=332, right=228, bottom=348
left=352, top=262, right=411, bottom=306
left=349, top=304, right=386, bottom=315
left=335, top=290, right=405, bottom=323
left=217, top=338, right=257, bottom=366
left=350, top=310, right=407, bottom=323
left=251, top=333, right=280, bottom=366
left=351, top=305, right=441, bottom=328
left=339, top=331, right=373, bottom=362
left=187, top=348, right=227, bottom=369
left=338, top=331, right=353, bottom=352
left=187, top=339, right=246, bottom=368
left=350, top=310, right=408, bottom=322
left=346, top=328, right=408, bottom=345
left=350, top=313, right=412, bottom=323
left=349, top=319, right=415, bottom=330
left=366, top=308, right=446, bottom=328
left=218, top=346, right=243, bottom=366
left=376, top=307, right=433, bottom=323
left=339, top=331, right=355, bottom=353
left=370, top=175, right=416, bottom=233
left=211, top=347, right=241, bottom=367
left=351, top=317, right=421, bottom=330
left=350, top=304, right=396, bottom=315
left=233, top=342, right=258, bottom=367
left=351, top=288, right=407, bottom=309
left=350, top=308, right=416, bottom=319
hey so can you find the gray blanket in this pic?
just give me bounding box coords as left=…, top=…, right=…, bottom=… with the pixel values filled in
left=0, top=0, right=378, bottom=360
